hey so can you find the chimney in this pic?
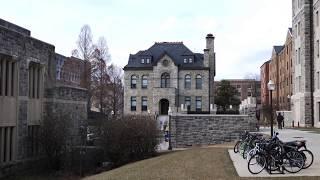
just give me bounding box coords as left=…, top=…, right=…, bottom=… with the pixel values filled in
left=206, top=33, right=215, bottom=51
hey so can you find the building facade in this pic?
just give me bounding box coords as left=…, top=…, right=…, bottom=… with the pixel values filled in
left=278, top=29, right=293, bottom=111
left=291, top=0, right=315, bottom=127
left=0, top=19, right=88, bottom=174
left=214, top=79, right=261, bottom=104
left=260, top=60, right=270, bottom=107
left=123, top=34, right=216, bottom=115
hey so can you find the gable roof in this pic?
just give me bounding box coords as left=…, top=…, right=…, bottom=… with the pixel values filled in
left=273, top=45, right=284, bottom=54
left=124, top=42, right=204, bottom=69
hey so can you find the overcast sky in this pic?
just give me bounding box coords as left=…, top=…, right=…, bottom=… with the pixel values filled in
left=1, top=0, right=291, bottom=80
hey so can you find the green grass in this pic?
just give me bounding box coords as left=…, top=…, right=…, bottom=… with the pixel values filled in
left=83, top=147, right=320, bottom=180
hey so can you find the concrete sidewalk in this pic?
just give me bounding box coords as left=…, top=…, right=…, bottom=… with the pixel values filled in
left=229, top=128, right=320, bottom=177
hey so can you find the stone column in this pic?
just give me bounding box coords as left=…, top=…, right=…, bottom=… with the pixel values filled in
left=7, top=61, right=12, bottom=96
left=11, top=127, right=16, bottom=161
left=1, top=60, right=6, bottom=96
left=29, top=66, right=33, bottom=98
left=34, top=66, right=38, bottom=99
left=0, top=128, right=4, bottom=163
left=11, top=62, right=16, bottom=97
left=6, top=127, right=11, bottom=162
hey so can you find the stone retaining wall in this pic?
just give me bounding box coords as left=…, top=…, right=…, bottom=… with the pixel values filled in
left=171, top=114, right=256, bottom=148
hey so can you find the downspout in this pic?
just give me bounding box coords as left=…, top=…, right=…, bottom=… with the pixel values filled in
left=309, top=0, right=315, bottom=127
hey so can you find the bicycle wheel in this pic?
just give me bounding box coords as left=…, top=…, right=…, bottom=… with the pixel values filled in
left=234, top=141, right=241, bottom=153
left=248, top=153, right=266, bottom=174
left=283, top=150, right=304, bottom=173
left=300, top=149, right=314, bottom=169
left=243, top=145, right=249, bottom=159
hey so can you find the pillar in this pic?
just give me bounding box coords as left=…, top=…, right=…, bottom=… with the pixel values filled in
left=1, top=60, right=6, bottom=96
left=0, top=128, right=4, bottom=163
left=11, top=127, right=16, bottom=161
left=7, top=61, right=12, bottom=96
left=29, top=66, right=33, bottom=98
left=6, top=127, right=11, bottom=162
left=34, top=66, right=38, bottom=99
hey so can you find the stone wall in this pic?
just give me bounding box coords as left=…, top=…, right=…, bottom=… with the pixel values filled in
left=170, top=114, right=256, bottom=148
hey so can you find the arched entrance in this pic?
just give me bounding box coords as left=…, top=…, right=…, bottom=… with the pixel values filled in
left=159, top=99, right=169, bottom=115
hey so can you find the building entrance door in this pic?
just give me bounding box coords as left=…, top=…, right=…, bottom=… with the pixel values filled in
left=159, top=99, right=169, bottom=115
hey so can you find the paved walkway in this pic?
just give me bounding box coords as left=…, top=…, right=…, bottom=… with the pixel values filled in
left=229, top=128, right=320, bottom=177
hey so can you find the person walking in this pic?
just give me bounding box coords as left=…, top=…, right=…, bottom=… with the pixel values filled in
left=277, top=113, right=284, bottom=129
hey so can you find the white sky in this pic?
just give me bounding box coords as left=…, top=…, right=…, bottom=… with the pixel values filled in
left=0, top=0, right=291, bottom=80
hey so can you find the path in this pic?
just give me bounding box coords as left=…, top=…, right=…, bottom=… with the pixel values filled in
left=229, top=128, right=320, bottom=177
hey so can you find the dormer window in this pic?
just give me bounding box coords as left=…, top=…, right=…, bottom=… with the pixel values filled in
left=141, top=59, right=145, bottom=64
left=184, top=58, right=187, bottom=63
left=146, top=58, right=150, bottom=64
left=189, top=58, right=193, bottom=63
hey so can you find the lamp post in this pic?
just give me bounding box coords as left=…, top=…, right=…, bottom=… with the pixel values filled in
left=168, top=107, right=172, bottom=150
left=267, top=80, right=275, bottom=136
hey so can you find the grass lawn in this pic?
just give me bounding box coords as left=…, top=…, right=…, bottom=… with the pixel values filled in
left=83, top=146, right=320, bottom=180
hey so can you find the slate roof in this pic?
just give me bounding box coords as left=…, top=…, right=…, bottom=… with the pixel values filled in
left=124, top=42, right=205, bottom=70
left=273, top=45, right=284, bottom=54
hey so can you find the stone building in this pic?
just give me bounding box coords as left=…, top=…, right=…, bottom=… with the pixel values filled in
left=0, top=19, right=88, bottom=175
left=123, top=34, right=216, bottom=115
left=291, top=0, right=316, bottom=127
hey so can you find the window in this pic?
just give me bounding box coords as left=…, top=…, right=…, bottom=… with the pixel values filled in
left=0, top=59, right=17, bottom=97
left=29, top=62, right=41, bottom=99
left=298, top=22, right=301, bottom=36
left=318, top=72, right=320, bottom=89
left=184, top=58, right=187, bottom=63
left=131, top=96, right=137, bottom=111
left=317, top=11, right=319, bottom=27
left=131, top=75, right=137, bottom=89
left=298, top=48, right=301, bottom=64
left=141, top=96, right=148, bottom=111
left=196, top=75, right=202, bottom=89
left=141, top=59, right=145, bottom=64
left=28, top=125, right=40, bottom=156
left=189, top=58, right=193, bottom=63
left=185, top=96, right=191, bottom=111
left=161, top=73, right=170, bottom=88
left=299, top=76, right=302, bottom=92
left=185, top=74, right=191, bottom=89
left=0, top=126, right=15, bottom=164
left=142, top=75, right=148, bottom=89
left=146, top=58, right=150, bottom=64
left=196, top=96, right=202, bottom=112
left=317, top=40, right=319, bottom=57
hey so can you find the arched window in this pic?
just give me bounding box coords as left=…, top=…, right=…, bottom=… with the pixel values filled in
left=131, top=75, right=137, bottom=89
left=161, top=73, right=170, bottom=88
left=142, top=75, right=148, bottom=89
left=185, top=74, right=191, bottom=89
left=196, top=75, right=202, bottom=89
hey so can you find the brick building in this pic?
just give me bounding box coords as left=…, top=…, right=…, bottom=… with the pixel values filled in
left=260, top=60, right=270, bottom=107
left=0, top=19, right=88, bottom=176
left=214, top=79, right=261, bottom=105
left=123, top=34, right=216, bottom=115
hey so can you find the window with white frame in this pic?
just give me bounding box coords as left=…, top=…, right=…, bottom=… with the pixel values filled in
left=141, top=96, right=148, bottom=111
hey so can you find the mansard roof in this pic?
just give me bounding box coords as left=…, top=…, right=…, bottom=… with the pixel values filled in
left=124, top=42, right=205, bottom=70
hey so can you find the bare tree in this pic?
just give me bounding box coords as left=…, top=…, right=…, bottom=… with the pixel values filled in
left=107, top=64, right=124, bottom=116
left=76, top=25, right=94, bottom=61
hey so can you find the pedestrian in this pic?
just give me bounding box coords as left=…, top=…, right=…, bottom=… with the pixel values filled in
left=277, top=113, right=284, bottom=129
